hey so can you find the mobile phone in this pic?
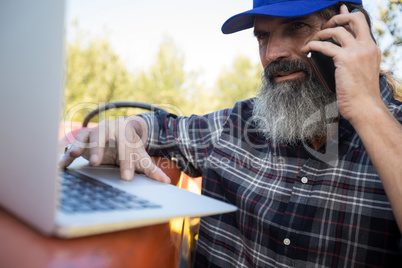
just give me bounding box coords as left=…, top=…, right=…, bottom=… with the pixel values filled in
left=307, top=39, right=338, bottom=94
left=307, top=9, right=376, bottom=94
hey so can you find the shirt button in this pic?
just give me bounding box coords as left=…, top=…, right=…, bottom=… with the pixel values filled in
left=283, top=238, right=291, bottom=246
left=301, top=177, right=308, bottom=184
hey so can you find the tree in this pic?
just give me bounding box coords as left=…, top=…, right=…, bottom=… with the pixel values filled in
left=64, top=32, right=197, bottom=122
left=372, top=0, right=402, bottom=99
left=373, top=0, right=402, bottom=74
left=131, top=36, right=196, bottom=116
left=64, top=27, right=264, bottom=121
left=214, top=55, right=262, bottom=110
left=64, top=33, right=134, bottom=122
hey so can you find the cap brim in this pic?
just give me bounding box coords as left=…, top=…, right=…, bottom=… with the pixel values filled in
left=221, top=0, right=337, bottom=34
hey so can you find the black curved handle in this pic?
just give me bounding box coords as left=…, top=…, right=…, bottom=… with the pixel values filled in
left=82, top=101, right=167, bottom=127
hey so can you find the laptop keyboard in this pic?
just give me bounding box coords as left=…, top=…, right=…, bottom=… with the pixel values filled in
left=58, top=170, right=161, bottom=214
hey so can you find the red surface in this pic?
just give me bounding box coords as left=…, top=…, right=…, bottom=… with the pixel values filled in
left=0, top=207, right=181, bottom=268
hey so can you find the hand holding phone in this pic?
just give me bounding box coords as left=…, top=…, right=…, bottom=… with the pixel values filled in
left=306, top=9, right=376, bottom=94
left=307, top=39, right=338, bottom=94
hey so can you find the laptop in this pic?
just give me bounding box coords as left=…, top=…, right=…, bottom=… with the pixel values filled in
left=0, top=0, right=236, bottom=238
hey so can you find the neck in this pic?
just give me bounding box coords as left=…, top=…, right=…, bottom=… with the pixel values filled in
left=310, top=121, right=339, bottom=151
left=310, top=136, right=328, bottom=151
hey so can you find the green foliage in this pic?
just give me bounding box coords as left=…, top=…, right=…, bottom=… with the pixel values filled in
left=64, top=34, right=134, bottom=122
left=373, top=0, right=402, bottom=72
left=64, top=30, right=262, bottom=121
left=130, top=35, right=188, bottom=114
left=215, top=55, right=262, bottom=110
left=64, top=34, right=193, bottom=122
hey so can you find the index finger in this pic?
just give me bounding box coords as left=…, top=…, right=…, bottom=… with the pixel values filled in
left=59, top=128, right=91, bottom=168
left=323, top=5, right=371, bottom=42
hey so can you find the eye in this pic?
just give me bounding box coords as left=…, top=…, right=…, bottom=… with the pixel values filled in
left=291, top=22, right=307, bottom=30
left=255, top=32, right=269, bottom=46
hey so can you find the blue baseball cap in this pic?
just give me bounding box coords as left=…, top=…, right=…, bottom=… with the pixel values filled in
left=222, top=0, right=363, bottom=34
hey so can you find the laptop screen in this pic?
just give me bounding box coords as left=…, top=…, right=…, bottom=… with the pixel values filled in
left=0, top=0, right=66, bottom=235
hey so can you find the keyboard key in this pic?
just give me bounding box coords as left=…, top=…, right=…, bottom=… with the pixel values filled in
left=58, top=170, right=161, bottom=214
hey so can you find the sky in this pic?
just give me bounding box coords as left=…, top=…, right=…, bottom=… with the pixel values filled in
left=65, top=0, right=384, bottom=87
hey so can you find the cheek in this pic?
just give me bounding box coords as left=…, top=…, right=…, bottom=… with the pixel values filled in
left=259, top=45, right=269, bottom=68
left=292, top=38, right=310, bottom=59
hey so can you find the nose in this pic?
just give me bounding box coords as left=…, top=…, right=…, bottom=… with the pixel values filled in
left=264, top=35, right=291, bottom=64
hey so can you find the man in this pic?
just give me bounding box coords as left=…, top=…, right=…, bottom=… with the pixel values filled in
left=61, top=0, right=402, bottom=267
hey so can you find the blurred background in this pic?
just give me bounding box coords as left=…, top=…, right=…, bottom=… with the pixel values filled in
left=62, top=0, right=402, bottom=124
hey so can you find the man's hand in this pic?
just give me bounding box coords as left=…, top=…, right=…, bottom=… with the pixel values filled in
left=303, top=4, right=402, bottom=232
left=59, top=115, right=171, bottom=184
left=301, top=4, right=383, bottom=125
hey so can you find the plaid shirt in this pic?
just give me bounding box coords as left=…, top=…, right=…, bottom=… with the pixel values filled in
left=141, top=76, right=402, bottom=267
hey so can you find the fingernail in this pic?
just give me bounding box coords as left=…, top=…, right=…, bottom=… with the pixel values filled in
left=155, top=167, right=170, bottom=184
left=163, top=174, right=171, bottom=184
left=61, top=154, right=69, bottom=162
left=90, top=154, right=98, bottom=164
left=122, top=170, right=132, bottom=181
left=58, top=159, right=65, bottom=168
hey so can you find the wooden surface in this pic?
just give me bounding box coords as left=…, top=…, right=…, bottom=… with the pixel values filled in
left=0, top=158, right=184, bottom=268
left=0, top=207, right=181, bottom=268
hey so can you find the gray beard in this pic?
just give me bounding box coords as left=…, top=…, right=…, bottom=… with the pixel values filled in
left=252, top=59, right=338, bottom=145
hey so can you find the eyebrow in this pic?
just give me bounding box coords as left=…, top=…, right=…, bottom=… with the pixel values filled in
left=253, top=15, right=310, bottom=36
left=253, top=29, right=267, bottom=37
left=281, top=16, right=309, bottom=24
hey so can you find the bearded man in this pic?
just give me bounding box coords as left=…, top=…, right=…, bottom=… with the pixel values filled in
left=62, top=0, right=402, bottom=266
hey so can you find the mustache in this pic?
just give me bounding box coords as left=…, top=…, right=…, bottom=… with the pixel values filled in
left=264, top=59, right=313, bottom=82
